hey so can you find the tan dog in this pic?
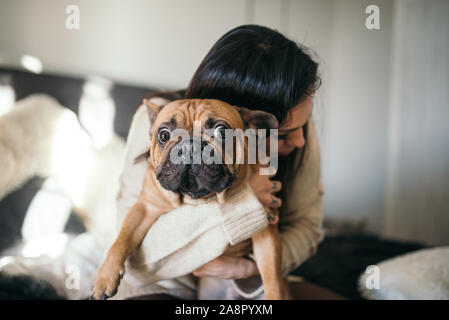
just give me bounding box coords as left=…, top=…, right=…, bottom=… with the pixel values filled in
left=90, top=99, right=289, bottom=300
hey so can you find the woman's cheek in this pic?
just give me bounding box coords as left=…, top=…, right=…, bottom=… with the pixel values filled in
left=278, top=141, right=292, bottom=155
left=291, top=129, right=305, bottom=149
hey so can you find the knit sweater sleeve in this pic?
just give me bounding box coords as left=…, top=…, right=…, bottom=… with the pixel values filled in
left=115, top=102, right=268, bottom=286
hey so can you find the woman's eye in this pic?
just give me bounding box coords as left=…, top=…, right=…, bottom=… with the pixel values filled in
left=157, top=128, right=171, bottom=143
left=213, top=125, right=227, bottom=140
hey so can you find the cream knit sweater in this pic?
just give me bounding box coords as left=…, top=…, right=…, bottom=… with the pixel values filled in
left=114, top=98, right=325, bottom=298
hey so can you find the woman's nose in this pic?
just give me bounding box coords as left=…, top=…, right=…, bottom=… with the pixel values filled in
left=287, top=128, right=305, bottom=149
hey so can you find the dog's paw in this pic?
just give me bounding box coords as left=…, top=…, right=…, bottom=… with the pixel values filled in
left=90, top=261, right=125, bottom=300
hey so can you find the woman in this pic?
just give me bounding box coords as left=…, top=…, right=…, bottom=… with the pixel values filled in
left=114, top=25, right=342, bottom=300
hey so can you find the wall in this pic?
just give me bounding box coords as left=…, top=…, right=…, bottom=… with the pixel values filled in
left=321, top=0, right=393, bottom=233
left=383, top=0, right=449, bottom=245
left=0, top=0, right=247, bottom=88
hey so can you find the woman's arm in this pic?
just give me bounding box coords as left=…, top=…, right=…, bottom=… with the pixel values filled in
left=192, top=171, right=283, bottom=279
left=278, top=119, right=325, bottom=275
left=194, top=119, right=325, bottom=280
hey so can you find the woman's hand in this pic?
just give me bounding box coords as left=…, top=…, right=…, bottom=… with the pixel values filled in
left=192, top=255, right=259, bottom=279
left=248, top=172, right=282, bottom=211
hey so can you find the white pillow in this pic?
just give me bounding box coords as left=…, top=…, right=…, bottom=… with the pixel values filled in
left=359, top=246, right=449, bottom=300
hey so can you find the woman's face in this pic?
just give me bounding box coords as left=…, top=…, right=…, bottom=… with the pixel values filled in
left=277, top=95, right=313, bottom=156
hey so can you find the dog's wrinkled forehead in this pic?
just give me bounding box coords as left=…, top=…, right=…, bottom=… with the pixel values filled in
left=153, top=99, right=245, bottom=132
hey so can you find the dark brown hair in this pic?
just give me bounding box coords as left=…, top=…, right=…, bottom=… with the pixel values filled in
left=148, top=25, right=320, bottom=194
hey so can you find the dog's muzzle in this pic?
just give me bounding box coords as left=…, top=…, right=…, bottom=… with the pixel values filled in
left=156, top=138, right=235, bottom=199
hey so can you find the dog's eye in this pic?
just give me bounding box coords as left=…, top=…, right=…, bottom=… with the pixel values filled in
left=157, top=128, right=171, bottom=144
left=214, top=125, right=227, bottom=140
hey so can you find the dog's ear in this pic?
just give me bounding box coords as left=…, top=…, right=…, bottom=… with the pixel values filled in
left=143, top=98, right=164, bottom=127
left=236, top=107, right=279, bottom=130
left=134, top=99, right=164, bottom=164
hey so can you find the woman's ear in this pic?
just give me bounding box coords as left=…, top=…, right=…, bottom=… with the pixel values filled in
left=143, top=98, right=164, bottom=127
left=236, top=107, right=279, bottom=130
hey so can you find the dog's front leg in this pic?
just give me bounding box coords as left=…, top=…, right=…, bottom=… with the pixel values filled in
left=252, top=224, right=290, bottom=300
left=90, top=201, right=158, bottom=300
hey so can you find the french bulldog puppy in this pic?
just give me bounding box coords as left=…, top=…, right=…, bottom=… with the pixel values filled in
left=90, top=99, right=289, bottom=300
